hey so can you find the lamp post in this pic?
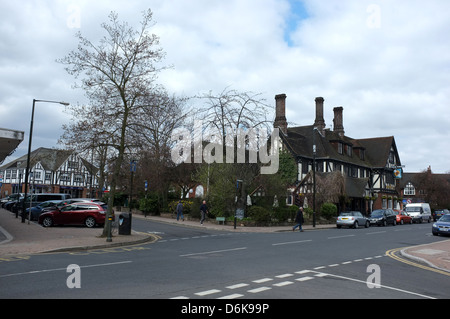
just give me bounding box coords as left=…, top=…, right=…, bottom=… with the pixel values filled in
left=312, top=127, right=317, bottom=228
left=21, top=99, right=69, bottom=223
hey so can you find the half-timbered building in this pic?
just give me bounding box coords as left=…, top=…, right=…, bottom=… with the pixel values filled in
left=0, top=147, right=100, bottom=198
left=274, top=94, right=402, bottom=214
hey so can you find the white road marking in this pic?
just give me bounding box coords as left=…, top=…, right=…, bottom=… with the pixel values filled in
left=253, top=278, right=273, bottom=283
left=248, top=287, right=271, bottom=293
left=0, top=261, right=132, bottom=278
left=180, top=247, right=247, bottom=257
left=272, top=240, right=312, bottom=246
left=195, top=289, right=221, bottom=296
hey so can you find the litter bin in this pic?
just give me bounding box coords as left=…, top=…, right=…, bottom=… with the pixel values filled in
left=119, top=213, right=132, bottom=235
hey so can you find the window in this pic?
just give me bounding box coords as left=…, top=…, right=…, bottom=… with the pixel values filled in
left=338, top=143, right=343, bottom=154
left=404, top=182, right=415, bottom=196
left=346, top=145, right=353, bottom=157
left=33, top=171, right=42, bottom=180
left=60, top=173, right=71, bottom=182
left=334, top=163, right=342, bottom=172
left=68, top=161, right=79, bottom=169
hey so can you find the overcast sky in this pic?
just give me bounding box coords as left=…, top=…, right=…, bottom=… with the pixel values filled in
left=1, top=0, right=449, bottom=173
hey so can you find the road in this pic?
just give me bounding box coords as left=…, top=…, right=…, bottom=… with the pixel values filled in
left=0, top=218, right=448, bottom=302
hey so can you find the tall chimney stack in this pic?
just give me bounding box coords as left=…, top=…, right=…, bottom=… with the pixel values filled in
left=333, top=106, right=345, bottom=137
left=314, top=97, right=325, bottom=135
left=274, top=94, right=288, bottom=135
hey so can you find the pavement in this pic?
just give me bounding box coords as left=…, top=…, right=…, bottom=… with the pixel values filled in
left=0, top=208, right=449, bottom=274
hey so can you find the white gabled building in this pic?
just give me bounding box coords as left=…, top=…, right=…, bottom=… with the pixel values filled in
left=0, top=147, right=100, bottom=198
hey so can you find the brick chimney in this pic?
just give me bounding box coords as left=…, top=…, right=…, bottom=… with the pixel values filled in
left=314, top=97, right=325, bottom=135
left=274, top=94, right=288, bottom=135
left=333, top=106, right=345, bottom=137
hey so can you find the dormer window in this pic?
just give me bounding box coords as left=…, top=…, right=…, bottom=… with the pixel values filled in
left=404, top=182, right=415, bottom=196
left=346, top=145, right=352, bottom=157
left=338, top=142, right=343, bottom=154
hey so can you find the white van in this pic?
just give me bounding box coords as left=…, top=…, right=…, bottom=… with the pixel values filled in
left=404, top=203, right=432, bottom=223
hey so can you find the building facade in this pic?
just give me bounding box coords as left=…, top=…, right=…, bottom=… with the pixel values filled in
left=0, top=147, right=100, bottom=199
left=274, top=94, right=403, bottom=215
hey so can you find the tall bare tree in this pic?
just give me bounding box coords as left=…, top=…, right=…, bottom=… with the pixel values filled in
left=197, top=87, right=272, bottom=147
left=58, top=9, right=169, bottom=237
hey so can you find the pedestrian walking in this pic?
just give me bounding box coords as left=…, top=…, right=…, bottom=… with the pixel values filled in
left=200, top=200, right=208, bottom=225
left=176, top=200, right=184, bottom=221
left=293, top=207, right=304, bottom=232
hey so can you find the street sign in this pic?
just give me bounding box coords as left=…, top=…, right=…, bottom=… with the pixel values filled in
left=130, top=161, right=137, bottom=172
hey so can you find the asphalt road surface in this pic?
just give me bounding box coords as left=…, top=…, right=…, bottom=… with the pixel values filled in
left=1, top=218, right=448, bottom=304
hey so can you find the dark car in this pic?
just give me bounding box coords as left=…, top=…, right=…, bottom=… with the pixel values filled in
left=433, top=209, right=449, bottom=222
left=23, top=200, right=63, bottom=221
left=369, top=209, right=397, bottom=226
left=432, top=214, right=450, bottom=236
left=38, top=202, right=110, bottom=228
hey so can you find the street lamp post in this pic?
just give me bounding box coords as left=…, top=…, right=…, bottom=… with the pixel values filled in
left=312, top=127, right=317, bottom=228
left=21, top=99, right=69, bottom=223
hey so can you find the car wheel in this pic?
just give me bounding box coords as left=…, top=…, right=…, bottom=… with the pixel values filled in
left=353, top=221, right=359, bottom=229
left=400, top=219, right=404, bottom=225
left=85, top=217, right=96, bottom=228
left=365, top=221, right=369, bottom=228
left=393, top=220, right=396, bottom=226
left=42, top=217, right=53, bottom=227
left=383, top=220, right=387, bottom=227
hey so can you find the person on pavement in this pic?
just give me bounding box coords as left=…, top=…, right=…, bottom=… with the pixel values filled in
left=293, top=207, right=304, bottom=232
left=176, top=200, right=184, bottom=221
left=200, top=200, right=208, bottom=225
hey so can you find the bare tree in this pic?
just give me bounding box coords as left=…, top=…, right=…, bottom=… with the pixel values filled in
left=58, top=9, right=169, bottom=237
left=197, top=87, right=272, bottom=146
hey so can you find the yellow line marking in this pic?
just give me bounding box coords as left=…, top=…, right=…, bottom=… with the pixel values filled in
left=386, top=247, right=450, bottom=277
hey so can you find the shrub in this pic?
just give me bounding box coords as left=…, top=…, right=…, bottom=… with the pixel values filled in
left=247, top=206, right=272, bottom=224
left=320, top=202, right=338, bottom=220
left=168, top=199, right=194, bottom=215
left=139, top=194, right=160, bottom=216
left=273, top=205, right=299, bottom=223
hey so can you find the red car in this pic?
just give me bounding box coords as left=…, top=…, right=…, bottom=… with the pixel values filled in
left=394, top=210, right=413, bottom=225
left=39, top=202, right=112, bottom=228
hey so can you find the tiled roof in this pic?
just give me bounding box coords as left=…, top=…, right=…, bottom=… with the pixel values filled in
left=281, top=125, right=396, bottom=170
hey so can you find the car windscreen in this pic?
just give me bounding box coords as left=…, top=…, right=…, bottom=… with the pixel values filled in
left=438, top=215, right=450, bottom=222
left=339, top=212, right=354, bottom=216
left=371, top=210, right=384, bottom=217
left=405, top=207, right=421, bottom=212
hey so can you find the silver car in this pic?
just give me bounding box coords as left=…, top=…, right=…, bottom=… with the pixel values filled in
left=336, top=211, right=370, bottom=229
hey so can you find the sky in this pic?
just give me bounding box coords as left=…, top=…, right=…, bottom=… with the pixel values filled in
left=1, top=0, right=449, bottom=173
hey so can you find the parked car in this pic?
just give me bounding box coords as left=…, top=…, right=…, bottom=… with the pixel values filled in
left=433, top=209, right=449, bottom=222
left=1, top=193, right=23, bottom=207
left=23, top=200, right=63, bottom=221
left=64, top=198, right=103, bottom=204
left=13, top=193, right=72, bottom=215
left=404, top=203, right=432, bottom=223
left=336, top=211, right=369, bottom=228
left=4, top=197, right=22, bottom=211
left=369, top=209, right=397, bottom=226
left=432, top=214, right=450, bottom=236
left=39, top=202, right=110, bottom=228
left=394, top=210, right=413, bottom=225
